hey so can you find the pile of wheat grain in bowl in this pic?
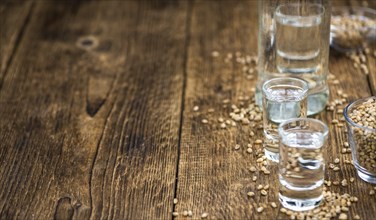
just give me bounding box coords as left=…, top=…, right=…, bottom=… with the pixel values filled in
left=331, top=7, right=376, bottom=51
left=345, top=97, right=376, bottom=176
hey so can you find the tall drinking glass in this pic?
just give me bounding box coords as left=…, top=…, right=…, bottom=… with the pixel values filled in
left=275, top=4, right=324, bottom=74
left=257, top=0, right=331, bottom=116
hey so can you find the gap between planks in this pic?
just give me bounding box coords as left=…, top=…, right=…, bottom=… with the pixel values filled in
left=172, top=0, right=194, bottom=218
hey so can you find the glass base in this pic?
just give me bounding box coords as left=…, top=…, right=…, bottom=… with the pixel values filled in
left=307, top=91, right=329, bottom=116
left=357, top=169, right=376, bottom=184
left=279, top=193, right=322, bottom=211
left=264, top=149, right=279, bottom=162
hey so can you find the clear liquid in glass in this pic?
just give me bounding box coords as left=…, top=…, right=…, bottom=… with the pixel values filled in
left=279, top=131, right=324, bottom=211
left=263, top=85, right=307, bottom=161
left=276, top=13, right=322, bottom=74
left=256, top=0, right=331, bottom=116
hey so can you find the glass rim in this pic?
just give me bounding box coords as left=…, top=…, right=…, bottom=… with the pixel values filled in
left=343, top=96, right=376, bottom=132
left=262, top=77, right=310, bottom=96
left=278, top=118, right=329, bottom=138
left=276, top=3, right=325, bottom=18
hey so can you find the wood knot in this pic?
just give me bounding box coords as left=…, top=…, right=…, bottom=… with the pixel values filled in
left=54, top=197, right=74, bottom=220
left=76, top=36, right=99, bottom=51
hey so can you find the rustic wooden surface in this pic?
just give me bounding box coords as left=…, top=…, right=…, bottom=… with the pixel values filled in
left=0, top=0, right=34, bottom=86
left=0, top=0, right=375, bottom=219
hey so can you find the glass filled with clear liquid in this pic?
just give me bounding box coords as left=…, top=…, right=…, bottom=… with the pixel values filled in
left=262, top=77, right=308, bottom=162
left=256, top=0, right=331, bottom=116
left=275, top=4, right=324, bottom=74
left=278, top=118, right=328, bottom=211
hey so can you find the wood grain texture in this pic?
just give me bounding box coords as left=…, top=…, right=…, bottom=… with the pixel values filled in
left=89, top=1, right=188, bottom=219
left=0, top=0, right=188, bottom=219
left=320, top=33, right=375, bottom=220
left=175, top=0, right=376, bottom=220
left=0, top=0, right=34, bottom=87
left=175, top=1, right=273, bottom=219
left=0, top=0, right=375, bottom=219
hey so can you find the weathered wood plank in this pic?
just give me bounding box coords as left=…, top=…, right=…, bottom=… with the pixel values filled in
left=312, top=7, right=375, bottom=220
left=89, top=1, right=189, bottom=219
left=176, top=0, right=375, bottom=219
left=327, top=1, right=376, bottom=216
left=175, top=1, right=266, bottom=219
left=347, top=0, right=376, bottom=95
left=320, top=42, right=375, bottom=220
left=0, top=1, right=188, bottom=219
left=0, top=0, right=34, bottom=87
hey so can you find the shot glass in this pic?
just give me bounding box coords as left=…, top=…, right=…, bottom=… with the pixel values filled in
left=278, top=118, right=328, bottom=211
left=262, top=77, right=309, bottom=162
left=344, top=97, right=376, bottom=184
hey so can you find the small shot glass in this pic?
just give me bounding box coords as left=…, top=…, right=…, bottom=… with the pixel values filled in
left=262, top=77, right=309, bottom=162
left=344, top=96, right=376, bottom=184
left=278, top=118, right=328, bottom=211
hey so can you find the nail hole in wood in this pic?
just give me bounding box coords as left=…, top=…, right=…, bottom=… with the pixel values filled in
left=81, top=39, right=93, bottom=46
left=76, top=36, right=99, bottom=51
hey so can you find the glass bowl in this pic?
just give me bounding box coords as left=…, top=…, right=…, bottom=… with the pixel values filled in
left=344, top=96, right=376, bottom=184
left=331, top=6, right=376, bottom=52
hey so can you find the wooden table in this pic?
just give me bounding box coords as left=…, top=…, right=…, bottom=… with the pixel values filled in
left=1, top=0, right=375, bottom=219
